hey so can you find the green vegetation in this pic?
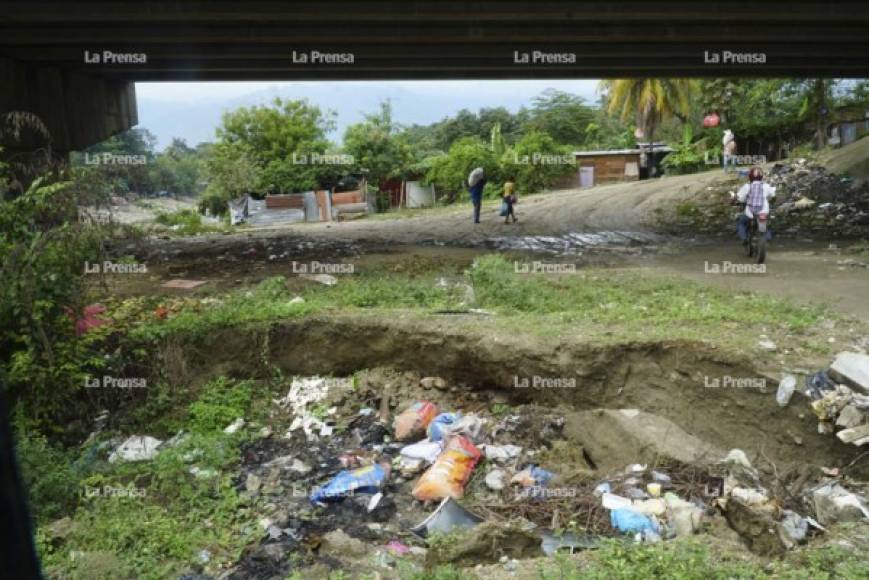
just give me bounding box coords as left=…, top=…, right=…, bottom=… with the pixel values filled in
left=153, top=208, right=225, bottom=235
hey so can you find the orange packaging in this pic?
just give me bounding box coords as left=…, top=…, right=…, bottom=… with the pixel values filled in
left=393, top=401, right=439, bottom=441
left=412, top=435, right=482, bottom=501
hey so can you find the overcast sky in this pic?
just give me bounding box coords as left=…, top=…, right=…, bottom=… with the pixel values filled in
left=135, top=80, right=601, bottom=148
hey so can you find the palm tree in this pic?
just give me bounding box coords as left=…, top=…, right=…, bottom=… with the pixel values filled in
left=599, top=79, right=696, bottom=176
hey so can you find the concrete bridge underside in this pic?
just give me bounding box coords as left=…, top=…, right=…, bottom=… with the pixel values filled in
left=1, top=1, right=869, bottom=152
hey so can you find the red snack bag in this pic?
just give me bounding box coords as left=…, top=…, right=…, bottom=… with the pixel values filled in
left=393, top=401, right=439, bottom=441
left=412, top=435, right=482, bottom=501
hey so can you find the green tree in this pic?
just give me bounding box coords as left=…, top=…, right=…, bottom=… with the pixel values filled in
left=215, top=98, right=335, bottom=194
left=600, top=79, right=696, bottom=175
left=343, top=101, right=412, bottom=187
left=424, top=136, right=499, bottom=200
left=525, top=89, right=595, bottom=146
left=502, top=131, right=575, bottom=193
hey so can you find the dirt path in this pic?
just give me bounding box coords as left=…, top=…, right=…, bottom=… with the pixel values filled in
left=627, top=241, right=869, bottom=319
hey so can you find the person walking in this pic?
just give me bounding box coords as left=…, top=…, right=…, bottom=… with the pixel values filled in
left=722, top=129, right=737, bottom=173
left=468, top=167, right=486, bottom=224
left=502, top=176, right=517, bottom=223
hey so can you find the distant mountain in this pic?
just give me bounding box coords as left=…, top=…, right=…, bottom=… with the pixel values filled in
left=136, top=80, right=599, bottom=150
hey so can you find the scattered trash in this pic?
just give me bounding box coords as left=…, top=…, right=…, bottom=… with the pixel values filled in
left=301, top=273, right=338, bottom=286
left=481, top=444, right=522, bottom=462
left=511, top=466, right=554, bottom=488
left=400, top=439, right=443, bottom=464
left=776, top=374, right=797, bottom=407
left=428, top=413, right=460, bottom=441
left=289, top=296, right=305, bottom=305
left=610, top=508, right=660, bottom=537
left=540, top=531, right=600, bottom=555
left=412, top=435, right=481, bottom=501
left=602, top=493, right=633, bottom=510
left=485, top=469, right=507, bottom=491
left=647, top=483, right=662, bottom=497
left=779, top=510, right=808, bottom=548
left=386, top=540, right=410, bottom=556
left=394, top=401, right=439, bottom=441
left=367, top=491, right=384, bottom=512
left=410, top=497, right=483, bottom=538
left=224, top=418, right=245, bottom=434
left=67, top=303, right=111, bottom=336
left=108, top=435, right=163, bottom=463
left=310, top=462, right=390, bottom=504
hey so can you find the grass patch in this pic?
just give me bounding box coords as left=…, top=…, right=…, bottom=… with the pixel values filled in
left=153, top=209, right=226, bottom=236
left=33, top=407, right=258, bottom=579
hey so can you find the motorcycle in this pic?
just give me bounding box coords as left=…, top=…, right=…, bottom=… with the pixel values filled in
left=731, top=194, right=769, bottom=264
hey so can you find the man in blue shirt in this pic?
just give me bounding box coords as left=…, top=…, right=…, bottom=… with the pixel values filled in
left=468, top=169, right=486, bottom=224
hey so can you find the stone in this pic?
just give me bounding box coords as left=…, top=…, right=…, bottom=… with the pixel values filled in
left=829, top=352, right=869, bottom=395
left=813, top=483, right=869, bottom=525
left=246, top=473, right=262, bottom=493
left=836, top=404, right=865, bottom=429
left=320, top=529, right=369, bottom=559
left=724, top=497, right=786, bottom=557
left=420, top=377, right=448, bottom=390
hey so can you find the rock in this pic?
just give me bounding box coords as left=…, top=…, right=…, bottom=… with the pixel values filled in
left=836, top=423, right=869, bottom=445
left=426, top=522, right=542, bottom=567
left=836, top=404, right=865, bottom=429
left=757, top=339, right=777, bottom=351
left=724, top=497, right=786, bottom=557
left=563, top=409, right=723, bottom=471
left=813, top=483, right=869, bottom=525
left=829, top=352, right=869, bottom=395
left=45, top=517, right=76, bottom=544
left=485, top=469, right=507, bottom=491
left=320, top=529, right=369, bottom=559
left=224, top=418, right=245, bottom=434
left=420, top=377, right=448, bottom=390
left=246, top=473, right=262, bottom=493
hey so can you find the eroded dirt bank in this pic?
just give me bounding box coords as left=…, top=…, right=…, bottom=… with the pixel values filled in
left=163, top=314, right=859, bottom=474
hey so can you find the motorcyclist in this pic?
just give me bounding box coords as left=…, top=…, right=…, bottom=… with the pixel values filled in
left=733, top=166, right=775, bottom=244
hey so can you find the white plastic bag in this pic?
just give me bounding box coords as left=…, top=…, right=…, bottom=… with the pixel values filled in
left=776, top=374, right=797, bottom=407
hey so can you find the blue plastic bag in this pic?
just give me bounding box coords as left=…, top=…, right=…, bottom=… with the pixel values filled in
left=428, top=412, right=461, bottom=442
left=499, top=200, right=508, bottom=216
left=610, top=508, right=660, bottom=535
left=310, top=463, right=388, bottom=504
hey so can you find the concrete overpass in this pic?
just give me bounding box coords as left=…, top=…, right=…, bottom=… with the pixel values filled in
left=2, top=1, right=869, bottom=152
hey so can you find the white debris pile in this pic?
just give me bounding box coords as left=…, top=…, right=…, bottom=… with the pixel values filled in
left=108, top=435, right=163, bottom=463
left=274, top=376, right=337, bottom=440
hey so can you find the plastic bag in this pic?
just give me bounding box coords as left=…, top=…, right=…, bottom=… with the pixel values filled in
left=610, top=508, right=660, bottom=535
left=468, top=167, right=484, bottom=187
left=412, top=435, right=482, bottom=501
left=394, top=401, right=439, bottom=441
left=310, top=463, right=389, bottom=504
left=499, top=200, right=508, bottom=216
left=428, top=413, right=460, bottom=442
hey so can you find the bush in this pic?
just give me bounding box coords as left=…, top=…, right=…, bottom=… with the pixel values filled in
left=425, top=137, right=500, bottom=201
left=188, top=377, right=254, bottom=433
left=15, top=429, right=80, bottom=523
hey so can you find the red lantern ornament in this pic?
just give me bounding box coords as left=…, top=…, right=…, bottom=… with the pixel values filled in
left=703, top=112, right=721, bottom=128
